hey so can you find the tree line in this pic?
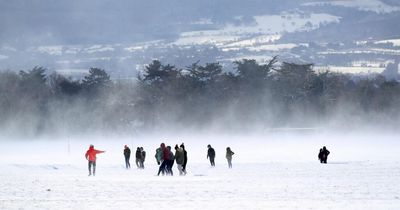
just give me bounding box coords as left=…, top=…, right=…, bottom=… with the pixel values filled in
left=0, top=57, right=399, bottom=138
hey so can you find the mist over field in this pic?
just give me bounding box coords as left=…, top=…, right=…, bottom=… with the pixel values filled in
left=0, top=59, right=400, bottom=140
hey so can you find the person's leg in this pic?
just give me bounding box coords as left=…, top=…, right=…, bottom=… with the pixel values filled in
left=158, top=160, right=166, bottom=175
left=178, top=164, right=184, bottom=175
left=167, top=160, right=173, bottom=176
left=88, top=161, right=92, bottom=175
left=157, top=165, right=162, bottom=175
left=166, top=161, right=170, bottom=175
left=93, top=161, right=96, bottom=176
left=169, top=162, right=173, bottom=176
left=182, top=163, right=187, bottom=174
left=136, top=159, right=140, bottom=168
left=162, top=161, right=167, bottom=175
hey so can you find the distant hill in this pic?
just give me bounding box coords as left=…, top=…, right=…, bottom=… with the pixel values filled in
left=0, top=0, right=399, bottom=76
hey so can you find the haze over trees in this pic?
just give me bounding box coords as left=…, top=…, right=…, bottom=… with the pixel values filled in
left=0, top=57, right=399, bottom=138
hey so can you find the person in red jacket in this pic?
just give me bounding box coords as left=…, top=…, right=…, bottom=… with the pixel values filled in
left=157, top=143, right=169, bottom=176
left=85, top=144, right=105, bottom=176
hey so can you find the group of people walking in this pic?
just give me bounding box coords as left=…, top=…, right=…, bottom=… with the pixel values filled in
left=85, top=143, right=331, bottom=176
left=206, top=144, right=235, bottom=168
left=123, top=145, right=146, bottom=169
left=155, top=143, right=188, bottom=176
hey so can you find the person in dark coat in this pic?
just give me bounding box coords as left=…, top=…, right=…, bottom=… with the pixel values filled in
left=320, top=146, right=330, bottom=164
left=180, top=143, right=187, bottom=175
left=318, top=148, right=323, bottom=163
left=135, top=147, right=142, bottom=169
left=166, top=146, right=175, bottom=176
left=226, top=147, right=234, bottom=168
left=175, top=144, right=185, bottom=175
left=207, top=144, right=216, bottom=167
left=155, top=147, right=163, bottom=165
left=140, top=147, right=146, bottom=169
left=157, top=143, right=169, bottom=176
left=123, top=145, right=131, bottom=169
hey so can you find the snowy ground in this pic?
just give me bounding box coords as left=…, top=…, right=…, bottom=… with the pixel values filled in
left=0, top=133, right=400, bottom=210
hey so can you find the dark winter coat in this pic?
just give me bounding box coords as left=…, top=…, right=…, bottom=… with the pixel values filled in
left=207, top=147, right=215, bottom=159
left=124, top=148, right=131, bottom=158
left=168, top=150, right=175, bottom=161
left=141, top=151, right=146, bottom=161
left=155, top=148, right=163, bottom=163
left=162, top=144, right=169, bottom=160
left=318, top=149, right=323, bottom=160
left=321, top=148, right=330, bottom=159
left=135, top=148, right=142, bottom=159
left=226, top=150, right=234, bottom=160
left=183, top=149, right=188, bottom=166
left=175, top=148, right=185, bottom=165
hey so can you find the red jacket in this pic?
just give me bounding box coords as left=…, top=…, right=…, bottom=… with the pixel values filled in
left=160, top=143, right=169, bottom=160
left=85, top=146, right=105, bottom=161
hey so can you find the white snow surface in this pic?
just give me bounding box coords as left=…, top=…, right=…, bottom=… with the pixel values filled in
left=375, top=38, right=400, bottom=47
left=304, top=0, right=400, bottom=14
left=1, top=132, right=400, bottom=210
left=314, top=66, right=385, bottom=74
left=173, top=13, right=340, bottom=47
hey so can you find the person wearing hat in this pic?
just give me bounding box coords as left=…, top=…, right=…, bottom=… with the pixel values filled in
left=207, top=144, right=216, bottom=167
left=123, top=145, right=131, bottom=169
left=85, top=144, right=105, bottom=176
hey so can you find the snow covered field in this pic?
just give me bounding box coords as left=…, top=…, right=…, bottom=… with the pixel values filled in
left=1, top=133, right=400, bottom=210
